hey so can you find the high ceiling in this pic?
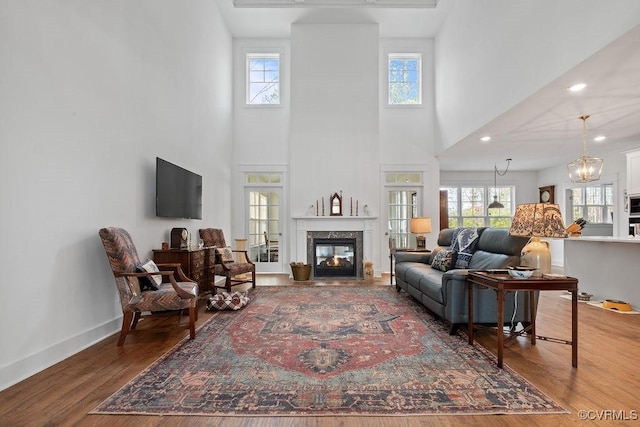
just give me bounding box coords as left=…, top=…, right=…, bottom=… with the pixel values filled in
left=215, top=0, right=640, bottom=172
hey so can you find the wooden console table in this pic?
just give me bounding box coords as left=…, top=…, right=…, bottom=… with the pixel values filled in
left=467, top=271, right=579, bottom=368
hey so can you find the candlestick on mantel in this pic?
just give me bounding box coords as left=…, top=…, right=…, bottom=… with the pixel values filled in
left=322, top=197, right=325, bottom=216
left=356, top=200, right=359, bottom=216
left=350, top=197, right=353, bottom=216
left=316, top=200, right=318, bottom=216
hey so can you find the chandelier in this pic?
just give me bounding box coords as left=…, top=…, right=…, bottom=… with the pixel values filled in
left=567, top=115, right=603, bottom=183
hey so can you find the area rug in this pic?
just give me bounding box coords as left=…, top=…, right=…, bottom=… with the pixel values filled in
left=91, top=286, right=565, bottom=417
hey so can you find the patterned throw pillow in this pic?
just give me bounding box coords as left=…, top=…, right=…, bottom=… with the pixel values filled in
left=136, top=259, right=162, bottom=291
left=215, top=246, right=234, bottom=263
left=450, top=228, right=481, bottom=269
left=431, top=249, right=458, bottom=272
left=207, top=291, right=250, bottom=311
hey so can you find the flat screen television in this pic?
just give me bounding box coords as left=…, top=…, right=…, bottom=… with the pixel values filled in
left=156, top=157, right=202, bottom=220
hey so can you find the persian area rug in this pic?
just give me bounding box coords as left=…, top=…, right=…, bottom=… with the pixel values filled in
left=91, top=286, right=565, bottom=417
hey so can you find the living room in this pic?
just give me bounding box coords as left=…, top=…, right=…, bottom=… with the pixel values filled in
left=2, top=0, right=640, bottom=421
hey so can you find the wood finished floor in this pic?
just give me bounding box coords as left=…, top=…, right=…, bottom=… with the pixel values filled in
left=1, top=274, right=639, bottom=426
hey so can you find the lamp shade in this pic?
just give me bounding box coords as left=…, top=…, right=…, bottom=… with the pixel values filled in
left=509, top=203, right=567, bottom=238
left=410, top=217, right=432, bottom=234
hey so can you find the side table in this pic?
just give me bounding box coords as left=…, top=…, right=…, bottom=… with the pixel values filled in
left=389, top=248, right=431, bottom=285
left=467, top=271, right=579, bottom=368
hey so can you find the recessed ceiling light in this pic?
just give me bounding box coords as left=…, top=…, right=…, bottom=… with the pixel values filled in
left=594, top=135, right=606, bottom=142
left=568, top=83, right=587, bottom=92
left=480, top=136, right=491, bottom=142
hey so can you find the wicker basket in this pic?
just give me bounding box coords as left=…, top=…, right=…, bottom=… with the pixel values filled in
left=291, top=264, right=312, bottom=281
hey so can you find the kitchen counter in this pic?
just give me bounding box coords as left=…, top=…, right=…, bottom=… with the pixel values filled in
left=564, top=237, right=640, bottom=309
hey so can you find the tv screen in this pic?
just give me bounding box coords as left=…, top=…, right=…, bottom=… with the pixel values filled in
left=156, top=157, right=202, bottom=220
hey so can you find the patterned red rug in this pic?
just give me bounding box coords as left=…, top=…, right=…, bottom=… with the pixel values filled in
left=91, top=285, right=565, bottom=416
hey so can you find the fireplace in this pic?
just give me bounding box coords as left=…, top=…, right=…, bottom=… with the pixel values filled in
left=314, top=238, right=356, bottom=277
left=306, top=231, right=363, bottom=278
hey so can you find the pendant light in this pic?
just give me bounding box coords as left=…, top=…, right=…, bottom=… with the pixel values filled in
left=488, top=158, right=511, bottom=210
left=567, top=115, right=604, bottom=183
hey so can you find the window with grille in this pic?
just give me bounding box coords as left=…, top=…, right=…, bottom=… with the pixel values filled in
left=388, top=54, right=422, bottom=105
left=440, top=186, right=514, bottom=229
left=246, top=53, right=280, bottom=105
left=569, top=184, right=613, bottom=224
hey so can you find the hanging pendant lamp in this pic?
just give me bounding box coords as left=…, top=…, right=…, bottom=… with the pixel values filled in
left=488, top=158, right=511, bottom=210
left=567, top=115, right=604, bottom=183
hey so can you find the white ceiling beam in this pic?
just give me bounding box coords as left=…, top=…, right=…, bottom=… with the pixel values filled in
left=233, top=0, right=438, bottom=8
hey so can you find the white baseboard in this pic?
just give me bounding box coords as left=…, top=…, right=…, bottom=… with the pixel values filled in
left=0, top=317, right=120, bottom=392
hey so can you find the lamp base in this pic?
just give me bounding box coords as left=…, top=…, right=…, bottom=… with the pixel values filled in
left=521, top=236, right=551, bottom=277
left=416, top=235, right=426, bottom=249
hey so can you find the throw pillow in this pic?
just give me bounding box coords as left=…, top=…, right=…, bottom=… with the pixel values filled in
left=136, top=259, right=162, bottom=291
left=215, top=246, right=234, bottom=263
left=431, top=249, right=458, bottom=272
left=450, top=228, right=482, bottom=269
left=207, top=291, right=250, bottom=311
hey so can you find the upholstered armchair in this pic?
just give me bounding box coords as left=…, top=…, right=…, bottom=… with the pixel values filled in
left=99, top=227, right=199, bottom=346
left=199, top=228, right=256, bottom=292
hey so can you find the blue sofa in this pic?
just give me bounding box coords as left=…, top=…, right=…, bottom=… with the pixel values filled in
left=395, top=227, right=535, bottom=334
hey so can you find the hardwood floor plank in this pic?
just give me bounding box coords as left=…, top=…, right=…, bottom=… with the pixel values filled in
left=1, top=277, right=639, bottom=426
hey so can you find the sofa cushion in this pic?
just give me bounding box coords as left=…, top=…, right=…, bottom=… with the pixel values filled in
left=403, top=265, right=445, bottom=304
left=451, top=228, right=482, bottom=269
left=431, top=249, right=457, bottom=272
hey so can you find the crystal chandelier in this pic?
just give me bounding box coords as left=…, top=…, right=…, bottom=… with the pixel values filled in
left=567, top=115, right=603, bottom=183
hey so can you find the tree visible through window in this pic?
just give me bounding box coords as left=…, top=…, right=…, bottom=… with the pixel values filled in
left=570, top=184, right=613, bottom=224
left=441, top=186, right=513, bottom=229
left=388, top=54, right=421, bottom=105
left=247, top=54, right=280, bottom=105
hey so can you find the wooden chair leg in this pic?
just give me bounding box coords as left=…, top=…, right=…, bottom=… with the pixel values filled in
left=118, top=312, right=134, bottom=346
left=188, top=306, right=196, bottom=340
left=252, top=270, right=256, bottom=289
left=131, top=311, right=142, bottom=330
left=225, top=276, right=232, bottom=292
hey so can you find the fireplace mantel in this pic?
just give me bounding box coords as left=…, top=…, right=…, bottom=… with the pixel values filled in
left=292, top=216, right=377, bottom=276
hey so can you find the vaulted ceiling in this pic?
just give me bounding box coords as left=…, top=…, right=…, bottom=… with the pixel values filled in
left=215, top=0, right=640, bottom=172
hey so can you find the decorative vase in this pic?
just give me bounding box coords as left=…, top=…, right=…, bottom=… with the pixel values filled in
left=521, top=237, right=551, bottom=277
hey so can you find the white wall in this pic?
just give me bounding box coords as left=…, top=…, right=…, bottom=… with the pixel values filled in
left=0, top=0, right=233, bottom=390
left=435, top=0, right=640, bottom=152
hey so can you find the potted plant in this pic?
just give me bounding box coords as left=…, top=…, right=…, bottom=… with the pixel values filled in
left=290, top=262, right=312, bottom=281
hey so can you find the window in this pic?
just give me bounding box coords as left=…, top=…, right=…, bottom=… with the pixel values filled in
left=388, top=54, right=422, bottom=105
left=569, top=184, right=613, bottom=224
left=441, top=186, right=514, bottom=229
left=246, top=54, right=280, bottom=105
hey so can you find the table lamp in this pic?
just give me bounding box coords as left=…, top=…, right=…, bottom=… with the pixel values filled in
left=509, top=203, right=567, bottom=276
left=410, top=217, right=432, bottom=249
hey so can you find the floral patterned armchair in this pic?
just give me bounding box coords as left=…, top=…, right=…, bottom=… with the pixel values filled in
left=99, top=227, right=198, bottom=346
left=199, top=228, right=256, bottom=292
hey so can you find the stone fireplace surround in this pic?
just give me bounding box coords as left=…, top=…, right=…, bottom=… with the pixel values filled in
left=307, top=231, right=363, bottom=278
left=293, top=216, right=376, bottom=279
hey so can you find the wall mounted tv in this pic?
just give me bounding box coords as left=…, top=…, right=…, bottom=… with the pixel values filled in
left=156, top=157, right=202, bottom=220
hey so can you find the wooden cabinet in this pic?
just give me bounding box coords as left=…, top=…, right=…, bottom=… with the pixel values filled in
left=626, top=149, right=640, bottom=195
left=153, top=248, right=211, bottom=295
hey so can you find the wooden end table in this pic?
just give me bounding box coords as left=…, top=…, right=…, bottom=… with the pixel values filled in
left=467, top=271, right=579, bottom=369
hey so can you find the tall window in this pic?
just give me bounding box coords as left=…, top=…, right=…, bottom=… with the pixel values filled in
left=246, top=53, right=280, bottom=105
left=570, top=184, right=613, bottom=223
left=441, top=186, right=514, bottom=228
left=388, top=54, right=422, bottom=105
